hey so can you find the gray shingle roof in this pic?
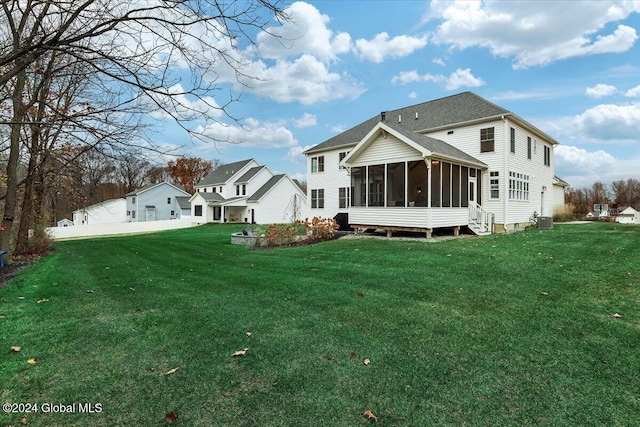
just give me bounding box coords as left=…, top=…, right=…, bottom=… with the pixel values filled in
left=248, top=174, right=286, bottom=202
left=196, top=159, right=254, bottom=186
left=234, top=166, right=265, bottom=184
left=176, top=196, right=191, bottom=209
left=125, top=181, right=188, bottom=196
left=305, top=92, right=510, bottom=154
left=197, top=192, right=226, bottom=203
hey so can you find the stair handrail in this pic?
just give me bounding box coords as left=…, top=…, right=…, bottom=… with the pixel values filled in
left=468, top=201, right=492, bottom=233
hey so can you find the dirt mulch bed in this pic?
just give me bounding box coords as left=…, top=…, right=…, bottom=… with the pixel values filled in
left=0, top=255, right=39, bottom=289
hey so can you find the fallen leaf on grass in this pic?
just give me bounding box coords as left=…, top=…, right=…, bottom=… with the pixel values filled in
left=36, top=298, right=49, bottom=304
left=165, top=412, right=178, bottom=423
left=164, top=367, right=179, bottom=375
left=541, top=292, right=548, bottom=296
left=246, top=331, right=252, bottom=337
left=613, top=313, right=622, bottom=318
left=232, top=348, right=248, bottom=357
left=87, top=290, right=94, bottom=293
left=27, top=359, right=37, bottom=365
left=10, top=346, right=21, bottom=352
left=20, top=416, right=28, bottom=425
left=363, top=358, right=371, bottom=366
left=363, top=410, right=378, bottom=422
left=349, top=352, right=356, bottom=358
left=356, top=292, right=365, bottom=298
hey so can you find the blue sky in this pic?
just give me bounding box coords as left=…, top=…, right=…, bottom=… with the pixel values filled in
left=154, top=0, right=640, bottom=189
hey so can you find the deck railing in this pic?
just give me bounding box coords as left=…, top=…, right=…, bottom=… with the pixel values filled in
left=468, top=201, right=492, bottom=234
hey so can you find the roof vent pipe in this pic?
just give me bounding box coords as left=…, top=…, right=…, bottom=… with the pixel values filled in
left=380, top=111, right=386, bottom=122
left=398, top=114, right=402, bottom=123
left=415, top=112, right=418, bottom=120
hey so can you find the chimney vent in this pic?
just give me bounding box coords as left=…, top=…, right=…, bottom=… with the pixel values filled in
left=380, top=111, right=386, bottom=122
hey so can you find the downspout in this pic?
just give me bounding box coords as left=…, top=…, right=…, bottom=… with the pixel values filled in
left=501, top=115, right=509, bottom=231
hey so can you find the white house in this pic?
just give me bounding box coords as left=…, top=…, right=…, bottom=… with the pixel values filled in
left=126, top=182, right=191, bottom=222
left=304, top=92, right=568, bottom=237
left=190, top=159, right=307, bottom=224
left=73, top=198, right=126, bottom=225
left=616, top=206, right=639, bottom=224
left=57, top=218, right=74, bottom=227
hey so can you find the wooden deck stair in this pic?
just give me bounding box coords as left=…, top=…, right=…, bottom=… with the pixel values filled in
left=468, top=202, right=493, bottom=236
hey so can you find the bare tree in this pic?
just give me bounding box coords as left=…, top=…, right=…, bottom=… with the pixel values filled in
left=118, top=153, right=150, bottom=194
left=0, top=0, right=288, bottom=251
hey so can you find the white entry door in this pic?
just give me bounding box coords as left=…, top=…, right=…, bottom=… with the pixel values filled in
left=146, top=208, right=156, bottom=221
left=469, top=176, right=478, bottom=205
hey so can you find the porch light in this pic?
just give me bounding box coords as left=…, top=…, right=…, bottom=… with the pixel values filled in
left=431, top=160, right=439, bottom=166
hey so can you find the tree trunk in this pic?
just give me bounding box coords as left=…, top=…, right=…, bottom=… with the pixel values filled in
left=2, top=72, right=27, bottom=252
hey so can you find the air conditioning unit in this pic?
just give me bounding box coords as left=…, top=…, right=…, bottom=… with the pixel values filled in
left=538, top=216, right=553, bottom=229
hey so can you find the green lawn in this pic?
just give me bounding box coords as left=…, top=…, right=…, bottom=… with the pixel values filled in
left=1, top=222, right=639, bottom=426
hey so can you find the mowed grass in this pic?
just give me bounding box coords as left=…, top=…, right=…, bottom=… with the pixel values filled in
left=1, top=222, right=639, bottom=426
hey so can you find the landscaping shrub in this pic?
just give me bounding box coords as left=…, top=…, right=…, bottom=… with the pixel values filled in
left=298, top=216, right=339, bottom=241
left=264, top=223, right=298, bottom=247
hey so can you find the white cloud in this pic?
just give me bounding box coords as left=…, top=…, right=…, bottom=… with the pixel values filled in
left=391, top=69, right=423, bottom=85
left=408, top=91, right=418, bottom=99
left=585, top=84, right=617, bottom=98
left=625, top=84, right=640, bottom=97
left=256, top=1, right=351, bottom=62
left=555, top=145, right=639, bottom=188
left=354, top=32, right=428, bottom=63
left=492, top=90, right=565, bottom=101
left=195, top=117, right=297, bottom=148
left=206, top=2, right=365, bottom=105
left=427, top=0, right=640, bottom=69
left=294, top=113, right=317, bottom=128
left=444, top=68, right=485, bottom=90
left=391, top=68, right=485, bottom=91
left=227, top=54, right=365, bottom=105
left=286, top=144, right=314, bottom=163
left=573, top=103, right=640, bottom=141
left=143, top=84, right=224, bottom=121
left=432, top=57, right=446, bottom=66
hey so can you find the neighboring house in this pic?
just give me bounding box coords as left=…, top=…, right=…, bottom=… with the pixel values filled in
left=73, top=198, right=126, bottom=225
left=588, top=204, right=610, bottom=219
left=190, top=159, right=307, bottom=224
left=57, top=218, right=74, bottom=227
left=304, top=91, right=567, bottom=237
left=126, top=182, right=191, bottom=222
left=616, top=206, right=639, bottom=224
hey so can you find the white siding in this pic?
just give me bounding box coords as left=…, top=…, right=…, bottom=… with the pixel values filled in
left=552, top=184, right=567, bottom=214
left=349, top=207, right=468, bottom=229
left=133, top=184, right=190, bottom=222
left=245, top=168, right=273, bottom=197
left=190, top=194, right=209, bottom=224
left=251, top=178, right=308, bottom=224
left=74, top=199, right=126, bottom=225
left=426, top=119, right=556, bottom=226
left=350, top=207, right=429, bottom=228
left=307, top=148, right=352, bottom=219
left=352, top=134, right=421, bottom=165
